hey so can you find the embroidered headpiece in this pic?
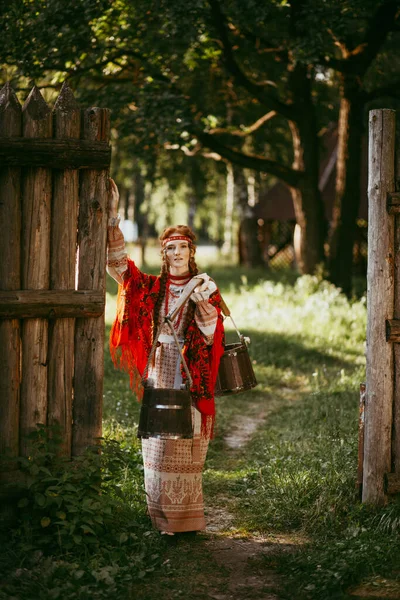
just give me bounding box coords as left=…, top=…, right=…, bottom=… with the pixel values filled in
left=162, top=235, right=192, bottom=247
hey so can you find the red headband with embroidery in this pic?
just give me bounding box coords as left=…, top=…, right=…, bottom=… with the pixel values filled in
left=162, top=235, right=192, bottom=247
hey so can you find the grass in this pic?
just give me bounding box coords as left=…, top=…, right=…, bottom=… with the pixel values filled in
left=197, top=270, right=400, bottom=599
left=2, top=258, right=400, bottom=599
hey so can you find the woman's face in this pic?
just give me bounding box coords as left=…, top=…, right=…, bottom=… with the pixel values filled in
left=164, top=236, right=191, bottom=274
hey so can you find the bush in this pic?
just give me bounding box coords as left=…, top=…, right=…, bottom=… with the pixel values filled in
left=0, top=426, right=162, bottom=600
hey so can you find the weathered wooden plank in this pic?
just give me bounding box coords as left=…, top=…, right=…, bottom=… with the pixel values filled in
left=386, top=319, right=400, bottom=342
left=72, top=107, right=110, bottom=456
left=393, top=117, right=400, bottom=473
left=363, top=109, right=396, bottom=504
left=357, top=383, right=366, bottom=499
left=385, top=472, right=400, bottom=495
left=20, top=86, right=52, bottom=456
left=0, top=290, right=104, bottom=318
left=0, top=83, right=21, bottom=467
left=0, top=137, right=111, bottom=169
left=48, top=83, right=81, bottom=456
left=387, top=192, right=400, bottom=214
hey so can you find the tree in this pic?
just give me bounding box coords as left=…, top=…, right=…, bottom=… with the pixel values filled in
left=0, top=0, right=329, bottom=272
left=1, top=0, right=399, bottom=288
left=318, top=0, right=400, bottom=293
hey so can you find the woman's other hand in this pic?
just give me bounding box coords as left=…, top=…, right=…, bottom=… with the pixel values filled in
left=108, top=178, right=120, bottom=217
left=190, top=274, right=217, bottom=302
left=192, top=273, right=211, bottom=293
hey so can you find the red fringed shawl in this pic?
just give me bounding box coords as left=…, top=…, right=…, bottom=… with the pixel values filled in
left=109, top=259, right=225, bottom=424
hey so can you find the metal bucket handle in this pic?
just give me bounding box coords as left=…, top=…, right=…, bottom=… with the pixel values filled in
left=220, top=296, right=249, bottom=346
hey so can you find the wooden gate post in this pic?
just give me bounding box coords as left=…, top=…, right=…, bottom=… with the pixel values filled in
left=363, top=109, right=396, bottom=504
left=391, top=116, right=400, bottom=474
left=0, top=84, right=21, bottom=472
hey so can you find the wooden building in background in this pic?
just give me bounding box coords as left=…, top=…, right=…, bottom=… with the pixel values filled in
left=255, top=124, right=368, bottom=271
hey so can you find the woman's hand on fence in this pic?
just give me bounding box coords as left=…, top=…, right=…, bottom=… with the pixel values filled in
left=108, top=178, right=119, bottom=217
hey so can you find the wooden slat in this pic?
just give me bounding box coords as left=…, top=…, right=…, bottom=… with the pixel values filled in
left=0, top=137, right=111, bottom=169
left=72, top=107, right=110, bottom=457
left=357, top=383, right=366, bottom=499
left=386, top=319, right=400, bottom=342
left=363, top=109, right=396, bottom=505
left=393, top=120, right=400, bottom=472
left=0, top=290, right=104, bottom=318
left=0, top=83, right=21, bottom=467
left=387, top=192, right=400, bottom=214
left=385, top=472, right=400, bottom=495
left=20, top=86, right=52, bottom=456
left=48, top=82, right=81, bottom=456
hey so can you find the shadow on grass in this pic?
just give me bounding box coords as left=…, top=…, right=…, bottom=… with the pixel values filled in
left=240, top=329, right=354, bottom=375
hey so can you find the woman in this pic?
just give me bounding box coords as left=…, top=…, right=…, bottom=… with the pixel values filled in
left=107, top=179, right=225, bottom=535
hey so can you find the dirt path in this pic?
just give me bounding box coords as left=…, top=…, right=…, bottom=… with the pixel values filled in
left=199, top=410, right=290, bottom=600
left=130, top=400, right=301, bottom=600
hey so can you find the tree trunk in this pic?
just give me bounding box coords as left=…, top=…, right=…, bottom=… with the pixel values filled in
left=140, top=158, right=157, bottom=267
left=187, top=160, right=204, bottom=231
left=133, top=166, right=147, bottom=265
left=288, top=66, right=325, bottom=274
left=123, top=187, right=131, bottom=221
left=328, top=75, right=365, bottom=295
left=289, top=119, right=325, bottom=273
left=235, top=167, right=264, bottom=267
left=222, top=162, right=235, bottom=256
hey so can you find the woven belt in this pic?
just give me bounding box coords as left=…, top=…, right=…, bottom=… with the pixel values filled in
left=158, top=334, right=184, bottom=344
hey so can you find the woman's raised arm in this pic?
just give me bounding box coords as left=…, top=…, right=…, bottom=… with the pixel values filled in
left=107, top=178, right=128, bottom=284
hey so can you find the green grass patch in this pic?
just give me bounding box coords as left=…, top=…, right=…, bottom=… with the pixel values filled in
left=3, top=265, right=400, bottom=599
left=202, top=272, right=400, bottom=599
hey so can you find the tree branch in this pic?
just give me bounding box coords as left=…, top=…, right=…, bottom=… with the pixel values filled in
left=197, top=131, right=302, bottom=186
left=348, top=1, right=399, bottom=73
left=165, top=142, right=223, bottom=162
left=208, top=110, right=277, bottom=136
left=208, top=0, right=295, bottom=120
left=317, top=2, right=400, bottom=75
left=229, top=23, right=290, bottom=61
left=339, top=1, right=400, bottom=75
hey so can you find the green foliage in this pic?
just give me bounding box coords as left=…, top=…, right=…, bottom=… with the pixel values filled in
left=0, top=426, right=162, bottom=600
left=278, top=524, right=400, bottom=600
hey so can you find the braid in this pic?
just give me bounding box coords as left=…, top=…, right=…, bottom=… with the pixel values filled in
left=182, top=249, right=199, bottom=335
left=152, top=258, right=168, bottom=339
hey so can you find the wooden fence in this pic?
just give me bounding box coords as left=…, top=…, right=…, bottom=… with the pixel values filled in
left=0, top=82, right=111, bottom=489
left=360, top=108, right=400, bottom=503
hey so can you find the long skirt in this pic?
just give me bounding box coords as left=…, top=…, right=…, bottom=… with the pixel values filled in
left=141, top=337, right=211, bottom=532
left=141, top=408, right=211, bottom=532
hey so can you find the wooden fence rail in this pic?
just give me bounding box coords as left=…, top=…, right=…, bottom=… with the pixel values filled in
left=0, top=82, right=110, bottom=486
